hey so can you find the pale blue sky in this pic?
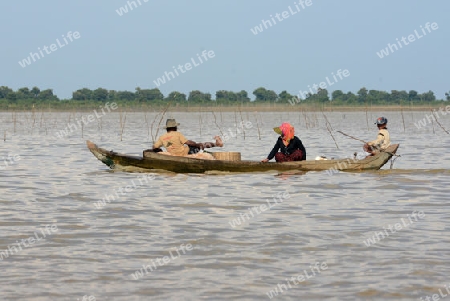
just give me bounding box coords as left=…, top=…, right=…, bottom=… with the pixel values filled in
left=1, top=0, right=448, bottom=99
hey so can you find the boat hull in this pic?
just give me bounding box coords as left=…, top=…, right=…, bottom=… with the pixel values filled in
left=86, top=141, right=399, bottom=174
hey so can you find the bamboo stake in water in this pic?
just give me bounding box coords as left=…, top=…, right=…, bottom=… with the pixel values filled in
left=253, top=112, right=261, bottom=140
left=151, top=103, right=171, bottom=143
left=365, top=102, right=369, bottom=131
left=322, top=112, right=339, bottom=149
left=119, top=109, right=127, bottom=141
left=400, top=107, right=406, bottom=132
left=144, top=112, right=150, bottom=141
left=199, top=112, right=202, bottom=136
left=211, top=111, right=224, bottom=137
left=430, top=109, right=449, bottom=134
left=234, top=111, right=238, bottom=138
left=239, top=105, right=245, bottom=140
left=12, top=111, right=17, bottom=134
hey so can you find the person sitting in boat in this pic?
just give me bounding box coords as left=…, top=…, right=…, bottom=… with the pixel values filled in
left=152, top=119, right=223, bottom=156
left=363, top=117, right=390, bottom=156
left=261, top=122, right=306, bottom=163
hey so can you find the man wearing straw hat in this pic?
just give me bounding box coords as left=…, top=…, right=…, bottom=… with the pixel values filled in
left=152, top=119, right=223, bottom=156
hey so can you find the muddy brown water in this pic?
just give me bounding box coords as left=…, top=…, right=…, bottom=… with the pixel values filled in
left=0, top=111, right=449, bottom=300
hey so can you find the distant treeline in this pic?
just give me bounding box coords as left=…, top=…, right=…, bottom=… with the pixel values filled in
left=1, top=86, right=449, bottom=107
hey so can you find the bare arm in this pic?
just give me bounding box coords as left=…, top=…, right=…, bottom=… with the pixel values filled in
left=185, top=140, right=204, bottom=149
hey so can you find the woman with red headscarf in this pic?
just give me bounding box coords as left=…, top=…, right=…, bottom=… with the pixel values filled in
left=261, top=122, right=306, bottom=163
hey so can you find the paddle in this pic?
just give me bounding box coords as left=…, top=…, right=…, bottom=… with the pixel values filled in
left=336, top=131, right=370, bottom=145
left=336, top=130, right=400, bottom=158
left=336, top=130, right=382, bottom=155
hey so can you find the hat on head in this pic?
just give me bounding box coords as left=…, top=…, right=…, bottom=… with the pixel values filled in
left=375, top=117, right=388, bottom=125
left=273, top=127, right=282, bottom=135
left=274, top=122, right=295, bottom=141
left=164, top=119, right=180, bottom=128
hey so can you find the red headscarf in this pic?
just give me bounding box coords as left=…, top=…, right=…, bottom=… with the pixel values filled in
left=279, top=122, right=295, bottom=143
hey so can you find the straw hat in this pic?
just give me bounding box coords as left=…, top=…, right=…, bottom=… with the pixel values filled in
left=273, top=127, right=282, bottom=135
left=164, top=119, right=180, bottom=129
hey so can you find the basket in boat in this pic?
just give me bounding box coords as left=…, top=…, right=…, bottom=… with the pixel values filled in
left=211, top=152, right=241, bottom=161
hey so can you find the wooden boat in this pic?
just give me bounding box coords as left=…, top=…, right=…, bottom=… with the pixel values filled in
left=86, top=140, right=399, bottom=174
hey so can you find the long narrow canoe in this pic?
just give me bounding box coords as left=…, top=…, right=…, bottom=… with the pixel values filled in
left=86, top=140, right=399, bottom=174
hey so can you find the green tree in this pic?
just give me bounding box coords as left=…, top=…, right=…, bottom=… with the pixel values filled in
left=278, top=90, right=294, bottom=103
left=146, top=88, right=164, bottom=101
left=379, top=91, right=391, bottom=104
left=135, top=87, right=163, bottom=101
left=216, top=90, right=238, bottom=102
left=390, top=90, right=408, bottom=104
left=38, top=89, right=57, bottom=101
left=116, top=91, right=135, bottom=101
left=331, top=90, right=345, bottom=103
left=317, top=88, right=329, bottom=102
left=419, top=90, right=436, bottom=102
left=31, top=86, right=40, bottom=99
left=73, top=88, right=93, bottom=100
left=344, top=91, right=357, bottom=103
left=306, top=88, right=329, bottom=103
left=253, top=87, right=278, bottom=102
left=0, top=86, right=13, bottom=99
left=445, top=91, right=450, bottom=101
left=166, top=91, right=186, bottom=102
left=408, top=90, right=419, bottom=102
left=357, top=87, right=368, bottom=103
left=93, top=88, right=109, bottom=101
left=236, top=90, right=250, bottom=102
left=6, top=92, right=17, bottom=103
left=108, top=90, right=117, bottom=100
left=216, top=90, right=250, bottom=102
left=17, top=87, right=31, bottom=99
left=188, top=90, right=211, bottom=102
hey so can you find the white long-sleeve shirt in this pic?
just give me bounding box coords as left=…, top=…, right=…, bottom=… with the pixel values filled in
left=369, top=129, right=390, bottom=150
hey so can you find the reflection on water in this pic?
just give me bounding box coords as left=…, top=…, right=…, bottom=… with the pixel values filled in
left=0, top=111, right=449, bottom=300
